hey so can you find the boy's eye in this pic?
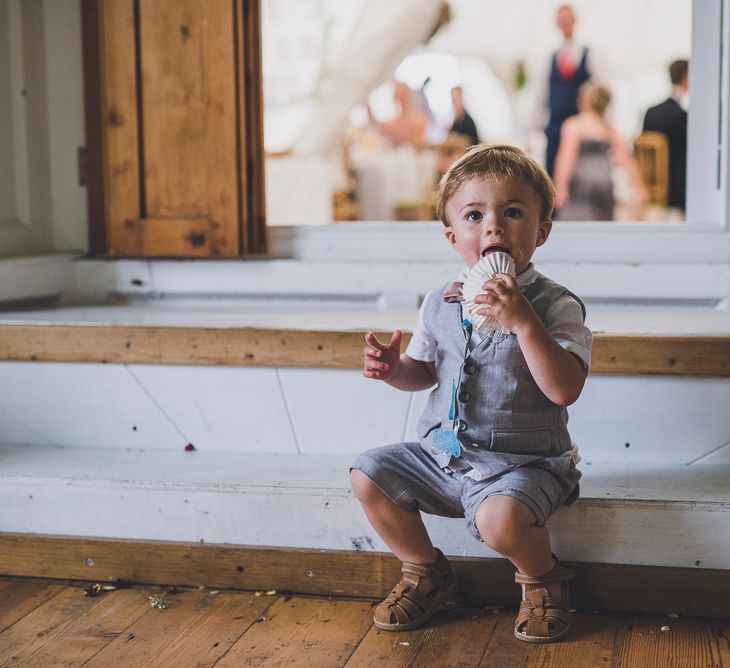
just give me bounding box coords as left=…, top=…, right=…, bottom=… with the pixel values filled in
left=466, top=210, right=482, bottom=222
left=505, top=207, right=522, bottom=218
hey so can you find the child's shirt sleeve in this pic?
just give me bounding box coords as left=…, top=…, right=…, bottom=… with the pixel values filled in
left=546, top=294, right=593, bottom=369
left=405, top=290, right=437, bottom=362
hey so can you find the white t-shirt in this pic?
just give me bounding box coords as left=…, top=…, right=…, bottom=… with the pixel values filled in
left=406, top=264, right=593, bottom=368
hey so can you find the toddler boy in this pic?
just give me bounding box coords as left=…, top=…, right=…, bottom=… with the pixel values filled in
left=352, top=144, right=592, bottom=642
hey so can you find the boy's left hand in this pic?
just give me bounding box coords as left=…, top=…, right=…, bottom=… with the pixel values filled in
left=475, top=274, right=538, bottom=335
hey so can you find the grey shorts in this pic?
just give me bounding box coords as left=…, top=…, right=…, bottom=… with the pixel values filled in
left=352, top=442, right=578, bottom=541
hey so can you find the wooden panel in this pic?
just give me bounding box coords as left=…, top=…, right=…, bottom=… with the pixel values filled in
left=237, top=0, right=267, bottom=254
left=140, top=218, right=212, bottom=256
left=0, top=535, right=728, bottom=619
left=81, top=0, right=107, bottom=254
left=140, top=0, right=207, bottom=218
left=0, top=581, right=64, bottom=633
left=591, top=335, right=730, bottom=376
left=217, top=597, right=373, bottom=667
left=0, top=325, right=382, bottom=368
left=139, top=0, right=239, bottom=257
left=0, top=325, right=728, bottom=376
left=82, top=0, right=251, bottom=258
left=98, top=0, right=142, bottom=256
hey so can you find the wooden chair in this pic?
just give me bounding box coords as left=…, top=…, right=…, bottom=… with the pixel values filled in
left=435, top=132, right=472, bottom=175
left=634, top=131, right=669, bottom=207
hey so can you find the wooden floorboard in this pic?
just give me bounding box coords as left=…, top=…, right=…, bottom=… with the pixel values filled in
left=478, top=611, right=620, bottom=667
left=84, top=590, right=273, bottom=667
left=0, top=585, right=149, bottom=666
left=218, top=597, right=374, bottom=667
left=344, top=605, right=499, bottom=667
left=612, top=615, right=730, bottom=668
left=0, top=581, right=65, bottom=633
left=0, top=578, right=728, bottom=667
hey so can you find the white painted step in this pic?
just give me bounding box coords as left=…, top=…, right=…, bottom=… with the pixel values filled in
left=2, top=445, right=728, bottom=570
left=1, top=302, right=730, bottom=334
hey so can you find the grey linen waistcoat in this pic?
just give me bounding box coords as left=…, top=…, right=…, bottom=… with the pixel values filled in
left=416, top=274, right=586, bottom=482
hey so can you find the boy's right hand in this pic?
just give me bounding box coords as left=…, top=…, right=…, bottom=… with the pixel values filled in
left=363, top=330, right=402, bottom=381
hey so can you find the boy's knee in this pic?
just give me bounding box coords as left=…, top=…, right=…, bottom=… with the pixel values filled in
left=474, top=495, right=537, bottom=554
left=350, top=468, right=380, bottom=502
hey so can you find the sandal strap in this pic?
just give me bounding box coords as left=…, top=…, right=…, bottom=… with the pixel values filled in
left=517, top=602, right=571, bottom=624
left=402, top=561, right=433, bottom=578
left=514, top=563, right=573, bottom=641
left=516, top=589, right=571, bottom=636
left=390, top=602, right=412, bottom=624
left=374, top=548, right=456, bottom=629
left=398, top=590, right=426, bottom=616
left=518, top=591, right=570, bottom=613
left=515, top=564, right=574, bottom=586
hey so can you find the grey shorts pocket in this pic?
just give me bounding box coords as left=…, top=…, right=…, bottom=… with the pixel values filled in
left=489, top=427, right=555, bottom=455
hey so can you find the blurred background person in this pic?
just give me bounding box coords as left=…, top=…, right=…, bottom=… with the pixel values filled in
left=542, top=5, right=595, bottom=177
left=554, top=83, right=647, bottom=221
left=368, top=81, right=428, bottom=148
left=642, top=59, right=689, bottom=211
left=415, top=77, right=448, bottom=144
left=449, top=85, right=480, bottom=145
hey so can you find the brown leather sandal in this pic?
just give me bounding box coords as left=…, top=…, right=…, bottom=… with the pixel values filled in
left=514, top=557, right=574, bottom=643
left=373, top=548, right=457, bottom=631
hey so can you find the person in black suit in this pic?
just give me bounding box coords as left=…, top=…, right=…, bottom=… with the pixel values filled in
left=449, top=86, right=479, bottom=145
left=642, top=59, right=689, bottom=210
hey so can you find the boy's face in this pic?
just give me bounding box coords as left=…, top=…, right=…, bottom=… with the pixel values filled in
left=443, top=176, right=551, bottom=274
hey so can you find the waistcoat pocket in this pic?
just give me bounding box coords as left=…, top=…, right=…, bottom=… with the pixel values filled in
left=419, top=422, right=442, bottom=439
left=489, top=427, right=555, bottom=455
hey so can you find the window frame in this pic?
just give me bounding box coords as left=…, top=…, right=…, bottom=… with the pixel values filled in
left=0, top=0, right=30, bottom=229
left=267, top=0, right=730, bottom=268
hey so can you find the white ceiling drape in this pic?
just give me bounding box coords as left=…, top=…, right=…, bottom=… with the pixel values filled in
left=292, top=0, right=446, bottom=157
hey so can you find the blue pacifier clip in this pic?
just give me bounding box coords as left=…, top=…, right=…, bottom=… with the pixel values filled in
left=433, top=318, right=473, bottom=458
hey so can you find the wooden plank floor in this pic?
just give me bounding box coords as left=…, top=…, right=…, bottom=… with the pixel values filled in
left=0, top=578, right=728, bottom=667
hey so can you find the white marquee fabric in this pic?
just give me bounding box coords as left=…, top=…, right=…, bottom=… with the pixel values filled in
left=277, top=0, right=691, bottom=156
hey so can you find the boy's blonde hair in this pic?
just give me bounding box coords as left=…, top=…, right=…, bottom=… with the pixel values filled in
left=436, top=144, right=555, bottom=226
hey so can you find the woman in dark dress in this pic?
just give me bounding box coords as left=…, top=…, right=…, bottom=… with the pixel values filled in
left=554, top=83, right=646, bottom=221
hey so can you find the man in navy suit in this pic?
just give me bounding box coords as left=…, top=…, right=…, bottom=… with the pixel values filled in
left=544, top=5, right=592, bottom=178
left=642, top=59, right=689, bottom=211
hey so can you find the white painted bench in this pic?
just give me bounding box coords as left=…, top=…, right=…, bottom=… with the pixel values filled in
left=2, top=445, right=729, bottom=571
left=0, top=301, right=728, bottom=584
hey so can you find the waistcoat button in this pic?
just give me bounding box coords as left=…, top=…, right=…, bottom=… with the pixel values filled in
left=458, top=391, right=470, bottom=402
left=458, top=420, right=468, bottom=432
left=463, top=362, right=476, bottom=374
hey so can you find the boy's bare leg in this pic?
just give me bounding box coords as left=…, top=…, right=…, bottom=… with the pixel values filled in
left=476, top=494, right=573, bottom=642
left=350, top=469, right=438, bottom=568
left=474, top=495, right=555, bottom=576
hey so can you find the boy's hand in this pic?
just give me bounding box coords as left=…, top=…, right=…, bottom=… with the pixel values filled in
left=363, top=330, right=401, bottom=381
left=476, top=274, right=538, bottom=335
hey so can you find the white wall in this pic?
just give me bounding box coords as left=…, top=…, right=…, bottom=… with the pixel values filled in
left=44, top=0, right=87, bottom=252
left=0, top=0, right=86, bottom=258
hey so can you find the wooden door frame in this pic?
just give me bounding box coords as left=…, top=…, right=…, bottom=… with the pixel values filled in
left=81, top=0, right=266, bottom=257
